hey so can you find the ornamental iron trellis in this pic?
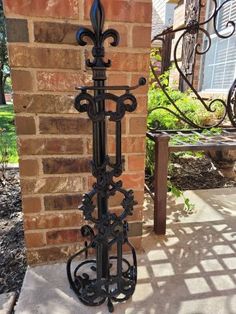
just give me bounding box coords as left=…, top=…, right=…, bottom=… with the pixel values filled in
left=66, top=0, right=146, bottom=312
left=150, top=0, right=236, bottom=130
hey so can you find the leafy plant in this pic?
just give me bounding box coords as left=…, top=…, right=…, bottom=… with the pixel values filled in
left=146, top=138, right=195, bottom=213
left=146, top=138, right=155, bottom=176
left=148, top=67, right=225, bottom=130
left=0, top=0, right=10, bottom=105
left=169, top=181, right=195, bottom=213
left=0, top=104, right=18, bottom=163
left=146, top=60, right=225, bottom=213
left=4, top=76, right=12, bottom=94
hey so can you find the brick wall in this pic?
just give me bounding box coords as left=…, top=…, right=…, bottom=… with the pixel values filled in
left=3, top=0, right=151, bottom=265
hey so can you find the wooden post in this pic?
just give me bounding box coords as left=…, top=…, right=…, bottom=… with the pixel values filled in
left=154, top=134, right=170, bottom=235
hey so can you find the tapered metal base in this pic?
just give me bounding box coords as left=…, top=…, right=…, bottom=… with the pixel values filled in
left=67, top=233, right=137, bottom=313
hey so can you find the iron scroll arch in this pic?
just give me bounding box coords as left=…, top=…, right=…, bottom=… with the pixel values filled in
left=66, top=0, right=146, bottom=312
left=150, top=0, right=236, bottom=130
left=227, top=79, right=236, bottom=126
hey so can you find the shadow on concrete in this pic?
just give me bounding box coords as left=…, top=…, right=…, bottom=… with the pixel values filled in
left=15, top=188, right=236, bottom=314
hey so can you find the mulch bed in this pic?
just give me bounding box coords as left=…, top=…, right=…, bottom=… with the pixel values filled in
left=0, top=169, right=26, bottom=298
left=169, top=154, right=236, bottom=190
left=146, top=154, right=236, bottom=192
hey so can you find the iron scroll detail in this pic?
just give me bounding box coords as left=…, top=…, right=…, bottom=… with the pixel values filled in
left=227, top=79, right=236, bottom=126
left=150, top=0, right=236, bottom=130
left=66, top=0, right=146, bottom=312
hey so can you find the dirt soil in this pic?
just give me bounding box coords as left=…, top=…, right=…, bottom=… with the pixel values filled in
left=170, top=154, right=236, bottom=190
left=146, top=154, right=236, bottom=192
left=0, top=169, right=26, bottom=298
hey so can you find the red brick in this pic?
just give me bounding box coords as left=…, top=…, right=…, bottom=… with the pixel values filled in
left=132, top=26, right=151, bottom=48
left=13, top=94, right=76, bottom=114
left=37, top=71, right=91, bottom=92
left=24, top=212, right=83, bottom=230
left=128, top=155, right=145, bottom=171
left=128, top=205, right=143, bottom=222
left=24, top=232, right=46, bottom=248
left=11, top=70, right=33, bottom=91
left=39, top=116, right=92, bottom=135
left=21, top=176, right=87, bottom=195
left=84, top=1, right=152, bottom=24
left=136, top=96, right=148, bottom=114
left=34, top=21, right=78, bottom=45
left=22, top=196, right=42, bottom=214
left=107, top=52, right=150, bottom=72
left=112, top=205, right=143, bottom=222
left=109, top=136, right=146, bottom=154
left=19, top=159, right=39, bottom=177
left=44, top=194, right=82, bottom=211
left=6, top=18, right=29, bottom=42
left=129, top=116, right=147, bottom=134
left=131, top=74, right=149, bottom=95
left=4, top=0, right=80, bottom=19
left=15, top=116, right=36, bottom=135
left=46, top=229, right=81, bottom=245
left=9, top=46, right=81, bottom=70
left=109, top=190, right=144, bottom=208
left=128, top=136, right=146, bottom=155
left=27, top=244, right=82, bottom=265
left=107, top=118, right=126, bottom=135
left=42, top=158, right=91, bottom=174
left=119, top=173, right=145, bottom=190
left=106, top=23, right=128, bottom=47
left=19, top=138, right=84, bottom=155
left=107, top=73, right=129, bottom=86
left=5, top=0, right=151, bottom=266
left=123, top=236, right=142, bottom=251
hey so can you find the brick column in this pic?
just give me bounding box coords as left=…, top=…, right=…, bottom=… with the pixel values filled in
left=3, top=0, right=151, bottom=265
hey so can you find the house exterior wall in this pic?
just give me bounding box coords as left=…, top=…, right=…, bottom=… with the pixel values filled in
left=168, top=0, right=205, bottom=91
left=152, top=0, right=177, bottom=38
left=3, top=0, right=152, bottom=265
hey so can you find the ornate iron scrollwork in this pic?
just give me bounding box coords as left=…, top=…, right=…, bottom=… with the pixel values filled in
left=227, top=79, right=236, bottom=126
left=66, top=0, right=146, bottom=312
left=150, top=0, right=236, bottom=130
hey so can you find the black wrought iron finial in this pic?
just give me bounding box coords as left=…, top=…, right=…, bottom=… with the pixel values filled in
left=67, top=0, right=146, bottom=313
left=77, top=0, right=119, bottom=69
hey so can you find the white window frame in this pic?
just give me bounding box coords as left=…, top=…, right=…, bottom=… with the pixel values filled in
left=200, top=0, right=236, bottom=93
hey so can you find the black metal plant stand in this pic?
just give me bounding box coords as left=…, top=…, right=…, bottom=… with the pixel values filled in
left=66, top=0, right=146, bottom=312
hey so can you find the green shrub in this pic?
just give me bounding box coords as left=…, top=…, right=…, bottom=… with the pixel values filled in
left=148, top=87, right=225, bottom=130
left=0, top=104, right=18, bottom=163
left=148, top=69, right=225, bottom=130
left=4, top=76, right=12, bottom=94
left=146, top=62, right=224, bottom=213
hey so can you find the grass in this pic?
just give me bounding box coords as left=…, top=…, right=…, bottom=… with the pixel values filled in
left=0, top=103, right=18, bottom=163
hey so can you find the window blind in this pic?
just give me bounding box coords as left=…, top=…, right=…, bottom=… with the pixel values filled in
left=218, top=0, right=236, bottom=32
left=201, top=0, right=236, bottom=91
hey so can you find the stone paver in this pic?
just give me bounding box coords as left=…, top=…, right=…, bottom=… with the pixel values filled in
left=0, top=293, right=16, bottom=314
left=15, top=188, right=236, bottom=314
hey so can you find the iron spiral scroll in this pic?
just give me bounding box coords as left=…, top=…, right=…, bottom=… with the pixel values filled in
left=150, top=0, right=236, bottom=130
left=66, top=0, right=146, bottom=312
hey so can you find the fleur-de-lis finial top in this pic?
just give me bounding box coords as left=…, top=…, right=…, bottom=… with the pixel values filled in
left=90, top=0, right=104, bottom=42
left=77, top=0, right=120, bottom=68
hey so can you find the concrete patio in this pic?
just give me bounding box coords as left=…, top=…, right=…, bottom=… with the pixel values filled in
left=15, top=188, right=236, bottom=314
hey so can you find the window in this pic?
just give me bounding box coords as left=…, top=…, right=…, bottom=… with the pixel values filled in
left=201, top=0, right=236, bottom=91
